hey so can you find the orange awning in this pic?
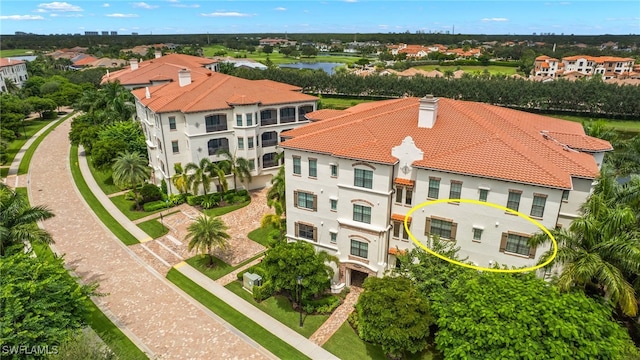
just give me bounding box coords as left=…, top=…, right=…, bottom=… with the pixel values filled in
left=394, top=178, right=415, bottom=187
left=391, top=213, right=411, bottom=222
left=389, top=248, right=407, bottom=255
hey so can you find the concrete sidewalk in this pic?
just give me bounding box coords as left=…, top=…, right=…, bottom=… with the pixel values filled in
left=176, top=263, right=339, bottom=360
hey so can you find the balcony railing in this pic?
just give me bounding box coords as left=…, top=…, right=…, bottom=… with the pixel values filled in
left=263, top=159, right=278, bottom=168
left=262, top=139, right=277, bottom=148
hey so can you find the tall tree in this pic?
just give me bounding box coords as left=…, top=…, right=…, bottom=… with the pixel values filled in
left=356, top=276, right=433, bottom=359
left=111, top=151, right=149, bottom=210
left=185, top=215, right=230, bottom=267
left=185, top=158, right=213, bottom=195
left=172, top=163, right=189, bottom=195
left=0, top=184, right=54, bottom=256
left=217, top=149, right=252, bottom=191
left=208, top=161, right=228, bottom=193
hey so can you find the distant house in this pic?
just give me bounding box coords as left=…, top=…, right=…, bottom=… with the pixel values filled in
left=0, top=58, right=28, bottom=92
left=561, top=55, right=635, bottom=80
left=533, top=55, right=563, bottom=78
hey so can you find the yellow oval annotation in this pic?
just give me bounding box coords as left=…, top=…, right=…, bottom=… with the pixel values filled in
left=404, top=198, right=557, bottom=273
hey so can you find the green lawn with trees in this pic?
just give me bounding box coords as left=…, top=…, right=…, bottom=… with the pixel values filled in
left=414, top=64, right=518, bottom=75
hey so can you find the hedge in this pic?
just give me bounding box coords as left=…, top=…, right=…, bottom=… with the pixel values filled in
left=143, top=200, right=168, bottom=212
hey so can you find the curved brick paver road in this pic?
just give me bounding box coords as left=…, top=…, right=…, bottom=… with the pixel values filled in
left=28, top=120, right=272, bottom=359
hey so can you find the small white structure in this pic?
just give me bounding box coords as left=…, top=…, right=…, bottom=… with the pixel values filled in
left=243, top=273, right=263, bottom=293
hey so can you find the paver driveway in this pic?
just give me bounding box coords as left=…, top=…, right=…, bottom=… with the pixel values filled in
left=28, top=120, right=271, bottom=359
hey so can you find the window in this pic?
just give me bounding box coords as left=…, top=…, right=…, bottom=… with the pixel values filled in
left=293, top=156, right=301, bottom=175
left=309, top=159, right=317, bottom=177
left=449, top=181, right=462, bottom=200
left=530, top=194, right=547, bottom=218
left=298, top=105, right=314, bottom=119
left=503, top=233, right=532, bottom=256
left=236, top=114, right=242, bottom=127
left=171, top=140, right=179, bottom=153
left=261, top=131, right=278, bottom=147
left=392, top=221, right=409, bottom=240
left=428, top=178, right=440, bottom=199
left=157, top=138, right=162, bottom=152
left=263, top=153, right=278, bottom=168
left=330, top=232, right=337, bottom=243
left=353, top=204, right=372, bottom=224
left=246, top=113, right=253, bottom=126
left=561, top=190, right=569, bottom=202
left=426, top=217, right=457, bottom=240
left=260, top=109, right=277, bottom=126
left=295, top=191, right=316, bottom=211
left=330, top=199, right=337, bottom=211
left=473, top=228, right=483, bottom=241
left=395, top=188, right=403, bottom=203
left=238, top=137, right=244, bottom=150
left=405, top=188, right=413, bottom=205
left=354, top=169, right=373, bottom=189
left=330, top=164, right=338, bottom=177
left=479, top=188, right=489, bottom=202
left=296, top=223, right=316, bottom=241
left=280, top=107, right=296, bottom=123
left=506, top=191, right=521, bottom=212
left=205, top=114, right=227, bottom=132
left=248, top=137, right=254, bottom=149
left=207, top=138, right=229, bottom=155
left=350, top=240, right=368, bottom=258
left=168, top=116, right=176, bottom=130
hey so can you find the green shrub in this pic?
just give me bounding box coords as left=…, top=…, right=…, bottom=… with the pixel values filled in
left=187, top=194, right=205, bottom=206
left=302, top=295, right=341, bottom=314
left=232, top=195, right=246, bottom=204
left=347, top=311, right=359, bottom=333
left=168, top=194, right=186, bottom=206
left=213, top=193, right=222, bottom=203
left=252, top=280, right=274, bottom=302
left=124, top=190, right=137, bottom=201
left=201, top=194, right=218, bottom=209
left=237, top=189, right=249, bottom=197
left=143, top=200, right=167, bottom=212
left=223, top=192, right=236, bottom=204
left=43, top=111, right=57, bottom=119
left=140, top=184, right=163, bottom=204
left=238, top=264, right=266, bottom=281
left=160, top=179, right=168, bottom=195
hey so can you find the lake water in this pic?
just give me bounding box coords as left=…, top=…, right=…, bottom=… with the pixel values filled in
left=279, top=62, right=343, bottom=75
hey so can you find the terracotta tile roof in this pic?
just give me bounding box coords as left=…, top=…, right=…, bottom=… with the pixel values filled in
left=0, top=58, right=25, bottom=67
left=226, top=94, right=260, bottom=105
left=303, top=109, right=348, bottom=122
left=132, top=72, right=318, bottom=114
left=73, top=55, right=99, bottom=66
left=562, top=55, right=634, bottom=62
left=394, top=178, right=415, bottom=186
left=102, top=53, right=217, bottom=86
left=252, top=79, right=302, bottom=92
left=391, top=213, right=411, bottom=222
left=280, top=97, right=611, bottom=189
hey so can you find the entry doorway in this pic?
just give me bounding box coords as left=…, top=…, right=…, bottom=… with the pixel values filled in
left=350, top=269, right=369, bottom=287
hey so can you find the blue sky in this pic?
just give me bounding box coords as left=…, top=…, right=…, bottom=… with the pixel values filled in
left=1, top=1, right=638, bottom=35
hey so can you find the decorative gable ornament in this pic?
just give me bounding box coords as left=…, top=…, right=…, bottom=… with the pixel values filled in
left=391, top=136, right=423, bottom=180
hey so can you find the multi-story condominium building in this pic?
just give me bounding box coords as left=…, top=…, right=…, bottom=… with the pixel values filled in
left=561, top=55, right=634, bottom=79
left=534, top=55, right=563, bottom=77
left=131, top=69, right=318, bottom=192
left=102, top=53, right=219, bottom=90
left=280, top=96, right=611, bottom=286
left=0, top=58, right=28, bottom=92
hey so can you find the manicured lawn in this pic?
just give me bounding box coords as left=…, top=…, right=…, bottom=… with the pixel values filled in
left=225, top=281, right=329, bottom=338
left=18, top=113, right=73, bottom=175
left=323, top=322, right=439, bottom=360
left=202, top=200, right=250, bottom=217
left=110, top=194, right=167, bottom=221
left=0, top=49, right=35, bottom=57
left=319, top=96, right=374, bottom=110
left=187, top=252, right=264, bottom=281
left=414, top=64, right=518, bottom=75
left=87, top=160, right=121, bottom=195
left=0, top=168, right=8, bottom=178
left=548, top=114, right=640, bottom=133
left=202, top=45, right=369, bottom=65
left=1, top=118, right=55, bottom=166
left=18, top=187, right=148, bottom=360
left=166, top=269, right=309, bottom=359
left=247, top=226, right=274, bottom=247
left=70, top=145, right=139, bottom=245
left=137, top=218, right=169, bottom=239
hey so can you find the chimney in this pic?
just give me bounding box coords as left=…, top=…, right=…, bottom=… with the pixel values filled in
left=145, top=86, right=150, bottom=99
left=155, top=50, right=161, bottom=59
left=178, top=68, right=191, bottom=87
left=418, top=95, right=438, bottom=129
left=130, top=58, right=138, bottom=71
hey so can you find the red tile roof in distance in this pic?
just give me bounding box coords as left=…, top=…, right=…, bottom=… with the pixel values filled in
left=280, top=97, right=611, bottom=189
left=0, top=58, right=25, bottom=67
left=102, top=53, right=216, bottom=86
left=131, top=72, right=318, bottom=114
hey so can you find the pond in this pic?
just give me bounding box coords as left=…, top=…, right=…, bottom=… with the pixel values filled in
left=279, top=62, right=343, bottom=75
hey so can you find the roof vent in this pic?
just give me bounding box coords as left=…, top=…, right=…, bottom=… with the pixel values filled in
left=145, top=86, right=150, bottom=99
left=130, top=58, right=138, bottom=71
left=178, top=68, right=191, bottom=87
left=155, top=50, right=161, bottom=59
left=418, top=95, right=438, bottom=129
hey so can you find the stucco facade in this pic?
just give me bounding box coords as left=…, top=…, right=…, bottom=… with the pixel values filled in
left=0, top=58, right=28, bottom=92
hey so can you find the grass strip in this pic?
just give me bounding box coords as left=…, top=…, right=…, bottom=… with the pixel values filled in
left=202, top=200, right=251, bottom=217
left=225, top=281, right=329, bottom=338
left=69, top=145, right=139, bottom=245
left=186, top=252, right=264, bottom=281
left=2, top=118, right=55, bottom=166
left=17, top=187, right=148, bottom=359
left=110, top=194, right=167, bottom=221
left=137, top=218, right=169, bottom=239
left=18, top=113, right=73, bottom=175
left=166, top=268, right=309, bottom=360
left=87, top=160, right=122, bottom=195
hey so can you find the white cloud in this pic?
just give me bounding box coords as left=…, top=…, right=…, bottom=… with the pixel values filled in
left=50, top=13, right=83, bottom=17
left=0, top=14, right=45, bottom=20
left=481, top=17, right=508, bottom=22
left=106, top=13, right=139, bottom=17
left=133, top=2, right=158, bottom=9
left=37, top=2, right=82, bottom=12
left=378, top=24, right=389, bottom=29
left=274, top=7, right=286, bottom=11
left=34, top=8, right=47, bottom=13
left=171, top=3, right=200, bottom=8
left=103, top=3, right=110, bottom=7
left=200, top=11, right=252, bottom=17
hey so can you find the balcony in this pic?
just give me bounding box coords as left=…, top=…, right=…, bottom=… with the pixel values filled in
left=262, top=139, right=277, bottom=148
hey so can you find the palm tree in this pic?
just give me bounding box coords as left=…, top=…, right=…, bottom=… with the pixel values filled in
left=267, top=165, right=286, bottom=215
left=172, top=163, right=189, bottom=195
left=0, top=184, right=54, bottom=256
left=112, top=151, right=150, bottom=210
left=208, top=162, right=228, bottom=193
left=530, top=170, right=640, bottom=317
left=185, top=215, right=231, bottom=267
left=216, top=149, right=252, bottom=191
left=185, top=158, right=213, bottom=195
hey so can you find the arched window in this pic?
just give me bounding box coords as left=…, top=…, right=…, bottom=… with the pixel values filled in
left=208, top=138, right=229, bottom=155
left=280, top=107, right=296, bottom=123
left=260, top=109, right=277, bottom=126
left=261, top=131, right=278, bottom=147
left=262, top=152, right=278, bottom=168
left=204, top=114, right=227, bottom=132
